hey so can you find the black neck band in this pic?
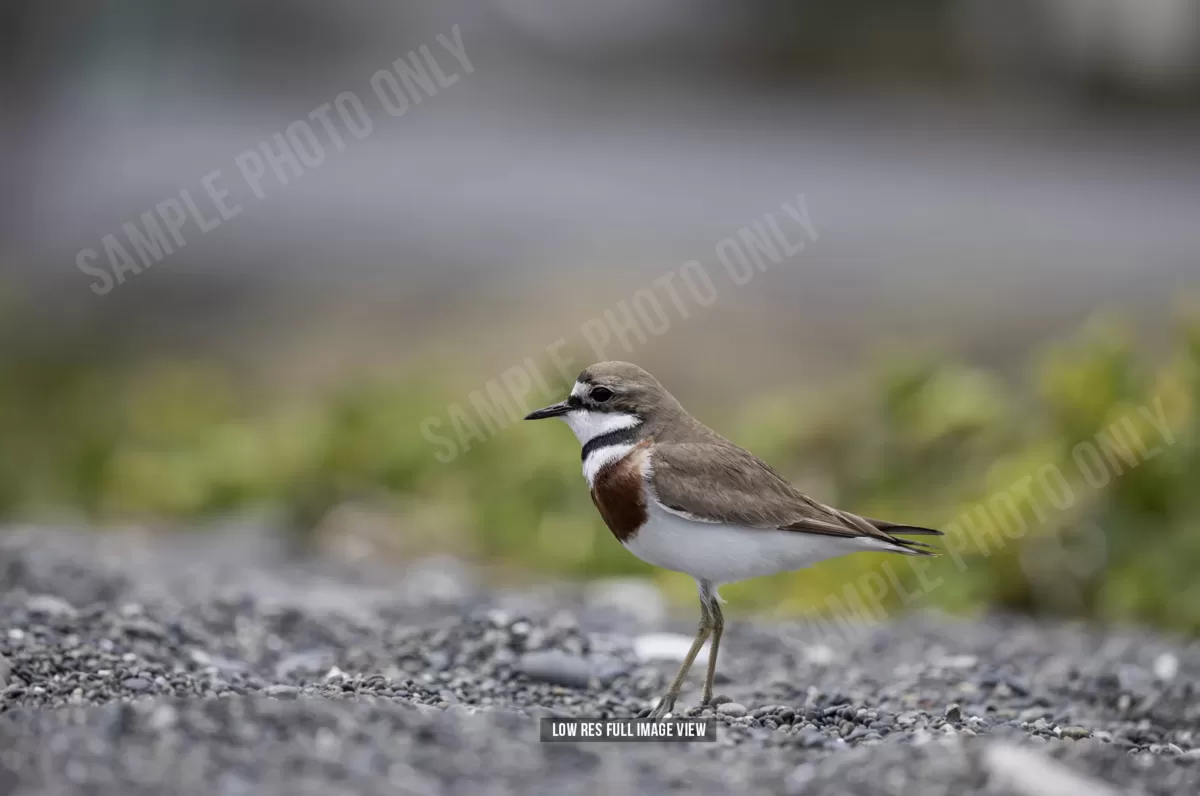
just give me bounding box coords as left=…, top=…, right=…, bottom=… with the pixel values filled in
left=581, top=426, right=641, bottom=462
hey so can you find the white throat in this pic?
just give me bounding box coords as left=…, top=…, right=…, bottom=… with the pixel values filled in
left=560, top=409, right=641, bottom=487
left=560, top=409, right=640, bottom=446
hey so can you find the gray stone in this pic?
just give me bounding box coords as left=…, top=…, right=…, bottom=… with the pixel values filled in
left=588, top=656, right=630, bottom=685
left=796, top=729, right=829, bottom=749
left=1153, top=652, right=1179, bottom=682
left=717, top=702, right=747, bottom=718
left=122, top=677, right=152, bottom=693
left=516, top=651, right=591, bottom=689
left=25, top=594, right=77, bottom=618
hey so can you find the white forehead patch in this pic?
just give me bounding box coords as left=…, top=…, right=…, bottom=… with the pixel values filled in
left=570, top=381, right=588, bottom=398
left=560, top=410, right=640, bottom=446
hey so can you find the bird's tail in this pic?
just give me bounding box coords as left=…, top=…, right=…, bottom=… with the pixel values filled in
left=869, top=519, right=943, bottom=557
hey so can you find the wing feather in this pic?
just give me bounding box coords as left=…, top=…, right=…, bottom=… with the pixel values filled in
left=649, top=441, right=941, bottom=554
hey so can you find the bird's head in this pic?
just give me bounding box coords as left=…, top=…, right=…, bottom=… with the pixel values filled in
left=524, top=361, right=679, bottom=443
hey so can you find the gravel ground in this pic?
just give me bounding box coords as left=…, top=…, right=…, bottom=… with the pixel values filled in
left=2, top=527, right=1199, bottom=795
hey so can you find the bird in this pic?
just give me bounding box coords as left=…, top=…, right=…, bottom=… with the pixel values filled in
left=523, top=361, right=941, bottom=719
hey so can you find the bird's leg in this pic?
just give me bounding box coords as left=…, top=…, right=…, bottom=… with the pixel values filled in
left=648, top=598, right=711, bottom=720
left=700, top=597, right=724, bottom=707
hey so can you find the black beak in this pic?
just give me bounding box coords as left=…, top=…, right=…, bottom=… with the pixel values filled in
left=524, top=400, right=572, bottom=420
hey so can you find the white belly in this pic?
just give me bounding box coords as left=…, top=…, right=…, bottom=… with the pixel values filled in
left=623, top=499, right=891, bottom=585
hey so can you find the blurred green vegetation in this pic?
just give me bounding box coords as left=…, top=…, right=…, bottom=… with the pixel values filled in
left=1, top=309, right=1198, bottom=633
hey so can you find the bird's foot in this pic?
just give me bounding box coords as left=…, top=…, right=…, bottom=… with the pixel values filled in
left=646, top=694, right=677, bottom=721
left=700, top=693, right=730, bottom=708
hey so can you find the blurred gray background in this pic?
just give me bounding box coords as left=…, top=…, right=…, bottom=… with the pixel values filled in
left=2, top=0, right=1199, bottom=386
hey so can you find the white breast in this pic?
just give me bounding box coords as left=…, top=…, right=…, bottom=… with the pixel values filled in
left=624, top=494, right=894, bottom=586
left=582, top=443, right=635, bottom=486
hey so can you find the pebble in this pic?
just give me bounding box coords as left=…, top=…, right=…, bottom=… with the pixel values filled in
left=717, top=702, right=747, bottom=718
left=25, top=594, right=77, bottom=618
left=804, top=644, right=836, bottom=665
left=796, top=729, right=828, bottom=749
left=589, top=656, right=630, bottom=685
left=516, top=651, right=592, bottom=689
left=1154, top=652, right=1179, bottom=682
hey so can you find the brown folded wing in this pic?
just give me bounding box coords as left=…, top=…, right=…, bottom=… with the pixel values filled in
left=648, top=441, right=939, bottom=552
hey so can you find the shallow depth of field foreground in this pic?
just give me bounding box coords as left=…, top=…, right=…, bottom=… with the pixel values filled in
left=2, top=528, right=1200, bottom=795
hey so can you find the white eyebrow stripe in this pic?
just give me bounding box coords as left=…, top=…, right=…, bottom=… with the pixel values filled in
left=570, top=381, right=587, bottom=398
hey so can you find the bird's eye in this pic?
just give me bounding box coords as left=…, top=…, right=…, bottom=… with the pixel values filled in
left=591, top=386, right=613, bottom=403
